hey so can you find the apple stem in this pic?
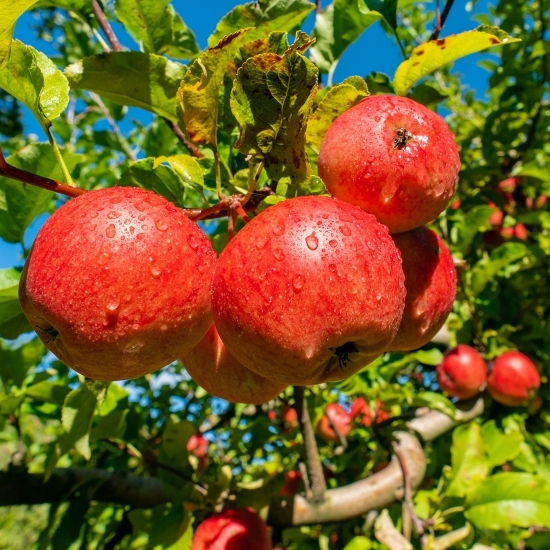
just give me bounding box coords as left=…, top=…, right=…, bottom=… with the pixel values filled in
left=163, top=119, right=204, bottom=159
left=294, top=386, right=327, bottom=503
left=0, top=143, right=87, bottom=199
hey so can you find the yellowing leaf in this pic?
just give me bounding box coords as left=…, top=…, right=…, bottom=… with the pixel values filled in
left=230, top=32, right=319, bottom=183
left=0, top=0, right=37, bottom=70
left=306, top=76, right=369, bottom=156
left=177, top=28, right=253, bottom=146
left=394, top=26, right=521, bottom=96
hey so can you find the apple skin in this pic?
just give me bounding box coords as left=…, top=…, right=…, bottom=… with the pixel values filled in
left=182, top=324, right=286, bottom=405
left=316, top=403, right=351, bottom=443
left=387, top=227, right=456, bottom=351
left=212, top=196, right=406, bottom=386
left=19, top=186, right=217, bottom=381
left=191, top=507, right=272, bottom=550
left=436, top=345, right=487, bottom=399
left=318, top=95, right=461, bottom=234
left=487, top=351, right=541, bottom=406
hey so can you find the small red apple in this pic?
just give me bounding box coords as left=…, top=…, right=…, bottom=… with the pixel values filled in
left=388, top=227, right=456, bottom=351
left=212, top=196, right=406, bottom=386
left=498, top=177, right=517, bottom=194
left=267, top=410, right=277, bottom=423
left=536, top=195, right=547, bottom=208
left=191, top=507, right=272, bottom=550
left=500, top=226, right=515, bottom=239
left=19, top=186, right=216, bottom=380
left=514, top=223, right=528, bottom=240
left=182, top=324, right=286, bottom=405
left=487, top=351, right=541, bottom=406
left=276, top=470, right=302, bottom=496
left=187, top=433, right=209, bottom=474
left=350, top=397, right=389, bottom=426
left=488, top=202, right=504, bottom=227
left=318, top=95, right=461, bottom=233
left=282, top=406, right=299, bottom=429
left=437, top=345, right=487, bottom=399
left=316, top=403, right=352, bottom=443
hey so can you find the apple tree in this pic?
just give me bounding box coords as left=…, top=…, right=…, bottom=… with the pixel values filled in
left=0, top=0, right=549, bottom=548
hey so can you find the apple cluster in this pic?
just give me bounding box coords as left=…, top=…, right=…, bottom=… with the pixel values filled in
left=19, top=95, right=461, bottom=402
left=437, top=345, right=541, bottom=407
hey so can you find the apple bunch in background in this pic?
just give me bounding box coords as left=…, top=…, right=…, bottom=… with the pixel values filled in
left=19, top=95, right=461, bottom=402
left=437, top=344, right=541, bottom=407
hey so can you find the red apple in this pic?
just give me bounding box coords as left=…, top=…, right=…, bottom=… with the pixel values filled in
left=19, top=186, right=216, bottom=380
left=187, top=433, right=208, bottom=458
left=350, top=397, right=389, bottom=426
left=514, top=223, right=528, bottom=240
left=267, top=410, right=277, bottom=422
left=487, top=351, right=541, bottom=406
left=191, top=507, right=272, bottom=550
left=317, top=403, right=352, bottom=443
left=276, top=470, right=302, bottom=496
left=498, top=177, right=516, bottom=194
left=388, top=227, right=456, bottom=351
left=182, top=324, right=286, bottom=405
left=488, top=202, right=504, bottom=227
left=536, top=195, right=547, bottom=208
left=318, top=95, right=461, bottom=233
left=437, top=345, right=487, bottom=399
left=283, top=406, right=299, bottom=429
left=212, top=196, right=406, bottom=386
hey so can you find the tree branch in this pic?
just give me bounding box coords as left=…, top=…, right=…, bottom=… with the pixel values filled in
left=163, top=119, right=204, bottom=159
left=92, top=0, right=123, bottom=52
left=294, top=386, right=327, bottom=503
left=0, top=397, right=486, bottom=527
left=430, top=0, right=456, bottom=41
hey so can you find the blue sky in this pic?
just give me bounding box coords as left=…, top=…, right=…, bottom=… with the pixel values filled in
left=1, top=0, right=493, bottom=269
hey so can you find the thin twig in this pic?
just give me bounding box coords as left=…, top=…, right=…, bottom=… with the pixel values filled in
left=92, top=0, right=122, bottom=52
left=429, top=0, right=456, bottom=41
left=242, top=159, right=264, bottom=206
left=294, top=386, right=327, bottom=503
left=163, top=118, right=204, bottom=159
left=0, top=144, right=86, bottom=198
left=299, top=461, right=312, bottom=500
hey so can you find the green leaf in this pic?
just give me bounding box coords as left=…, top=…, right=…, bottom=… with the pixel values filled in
left=98, top=381, right=129, bottom=416
left=394, top=26, right=521, bottom=96
left=469, top=242, right=531, bottom=295
left=65, top=52, right=187, bottom=121
left=359, top=0, right=398, bottom=29
left=0, top=143, right=81, bottom=244
left=310, top=0, right=380, bottom=80
left=0, top=40, right=69, bottom=129
left=451, top=204, right=494, bottom=255
left=90, top=409, right=128, bottom=441
left=446, top=422, right=489, bottom=497
left=160, top=415, right=195, bottom=470
left=119, top=157, right=187, bottom=207
left=465, top=473, right=550, bottom=531
left=0, top=268, right=29, bottom=339
left=275, top=174, right=328, bottom=198
left=413, top=392, right=456, bottom=419
left=343, top=537, right=373, bottom=550
left=50, top=490, right=89, bottom=550
left=0, top=338, right=46, bottom=388
left=114, top=0, right=198, bottom=59
left=231, top=32, right=318, bottom=183
left=0, top=393, right=24, bottom=415
left=306, top=76, right=369, bottom=156
left=177, top=28, right=252, bottom=146
left=482, top=420, right=523, bottom=469
left=0, top=0, right=38, bottom=70
left=208, top=0, right=315, bottom=47
left=36, top=0, right=91, bottom=12
left=153, top=154, right=205, bottom=191
left=24, top=381, right=71, bottom=407
left=59, top=385, right=98, bottom=460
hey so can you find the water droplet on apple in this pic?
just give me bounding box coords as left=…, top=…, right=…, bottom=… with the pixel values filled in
left=322, top=214, right=329, bottom=219
left=305, top=232, right=319, bottom=250
left=137, top=233, right=145, bottom=240
left=107, top=211, right=121, bottom=219
left=187, top=234, right=199, bottom=250
left=97, top=251, right=111, bottom=265
left=161, top=324, right=169, bottom=331
left=273, top=248, right=285, bottom=261
left=106, top=298, right=120, bottom=312
left=368, top=241, right=376, bottom=250
left=90, top=211, right=98, bottom=219
left=124, top=219, right=131, bottom=225
left=255, top=235, right=269, bottom=249
left=329, top=239, right=337, bottom=248
left=134, top=202, right=145, bottom=211
left=90, top=224, right=97, bottom=231
left=273, top=221, right=285, bottom=236
left=329, top=263, right=336, bottom=272
left=155, top=219, right=168, bottom=231
left=292, top=274, right=305, bottom=292
left=129, top=226, right=135, bottom=235
left=124, top=341, right=144, bottom=354
left=106, top=224, right=116, bottom=238
left=151, top=266, right=161, bottom=277
left=197, top=263, right=204, bottom=273
left=339, top=225, right=352, bottom=237
left=374, top=116, right=381, bottom=122
left=141, top=224, right=148, bottom=231
left=138, top=214, right=146, bottom=221
left=376, top=293, right=382, bottom=301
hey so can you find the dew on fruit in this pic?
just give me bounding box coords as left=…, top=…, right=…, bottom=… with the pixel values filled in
left=138, top=214, right=146, bottom=221
left=322, top=214, right=329, bottom=219
left=161, top=324, right=168, bottom=331
left=305, top=232, right=319, bottom=250
left=155, top=219, right=168, bottom=231
left=130, top=226, right=135, bottom=235
left=187, top=234, right=199, bottom=250
left=151, top=266, right=161, bottom=277
left=106, top=298, right=120, bottom=312
left=368, top=241, right=376, bottom=251
left=272, top=248, right=285, bottom=261
left=376, top=293, right=382, bottom=301
left=134, top=202, right=145, bottom=211
left=255, top=235, right=269, bottom=249
left=137, top=233, right=145, bottom=240
left=273, top=221, right=285, bottom=236
left=124, top=219, right=131, bottom=225
left=124, top=341, right=144, bottom=354
left=197, top=263, right=204, bottom=274
left=292, top=274, right=305, bottom=292
left=339, top=225, right=352, bottom=237
left=106, top=224, right=116, bottom=238
left=90, top=224, right=97, bottom=231
left=107, top=211, right=121, bottom=219
left=329, top=263, right=336, bottom=273
left=97, top=251, right=111, bottom=265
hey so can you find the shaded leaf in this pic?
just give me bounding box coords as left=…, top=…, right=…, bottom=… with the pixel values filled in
left=0, top=338, right=46, bottom=388
left=65, top=52, right=187, bottom=121
left=208, top=0, right=314, bottom=47
left=231, top=32, right=318, bottom=182
left=24, top=381, right=71, bottom=407
left=394, top=26, right=521, bottom=96
left=451, top=204, right=494, bottom=255
left=0, top=0, right=38, bottom=70
left=482, top=420, right=523, bottom=469
left=177, top=28, right=252, bottom=146
left=0, top=269, right=26, bottom=338
left=0, top=40, right=69, bottom=129
left=310, top=0, right=380, bottom=79
left=359, top=0, right=398, bottom=29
